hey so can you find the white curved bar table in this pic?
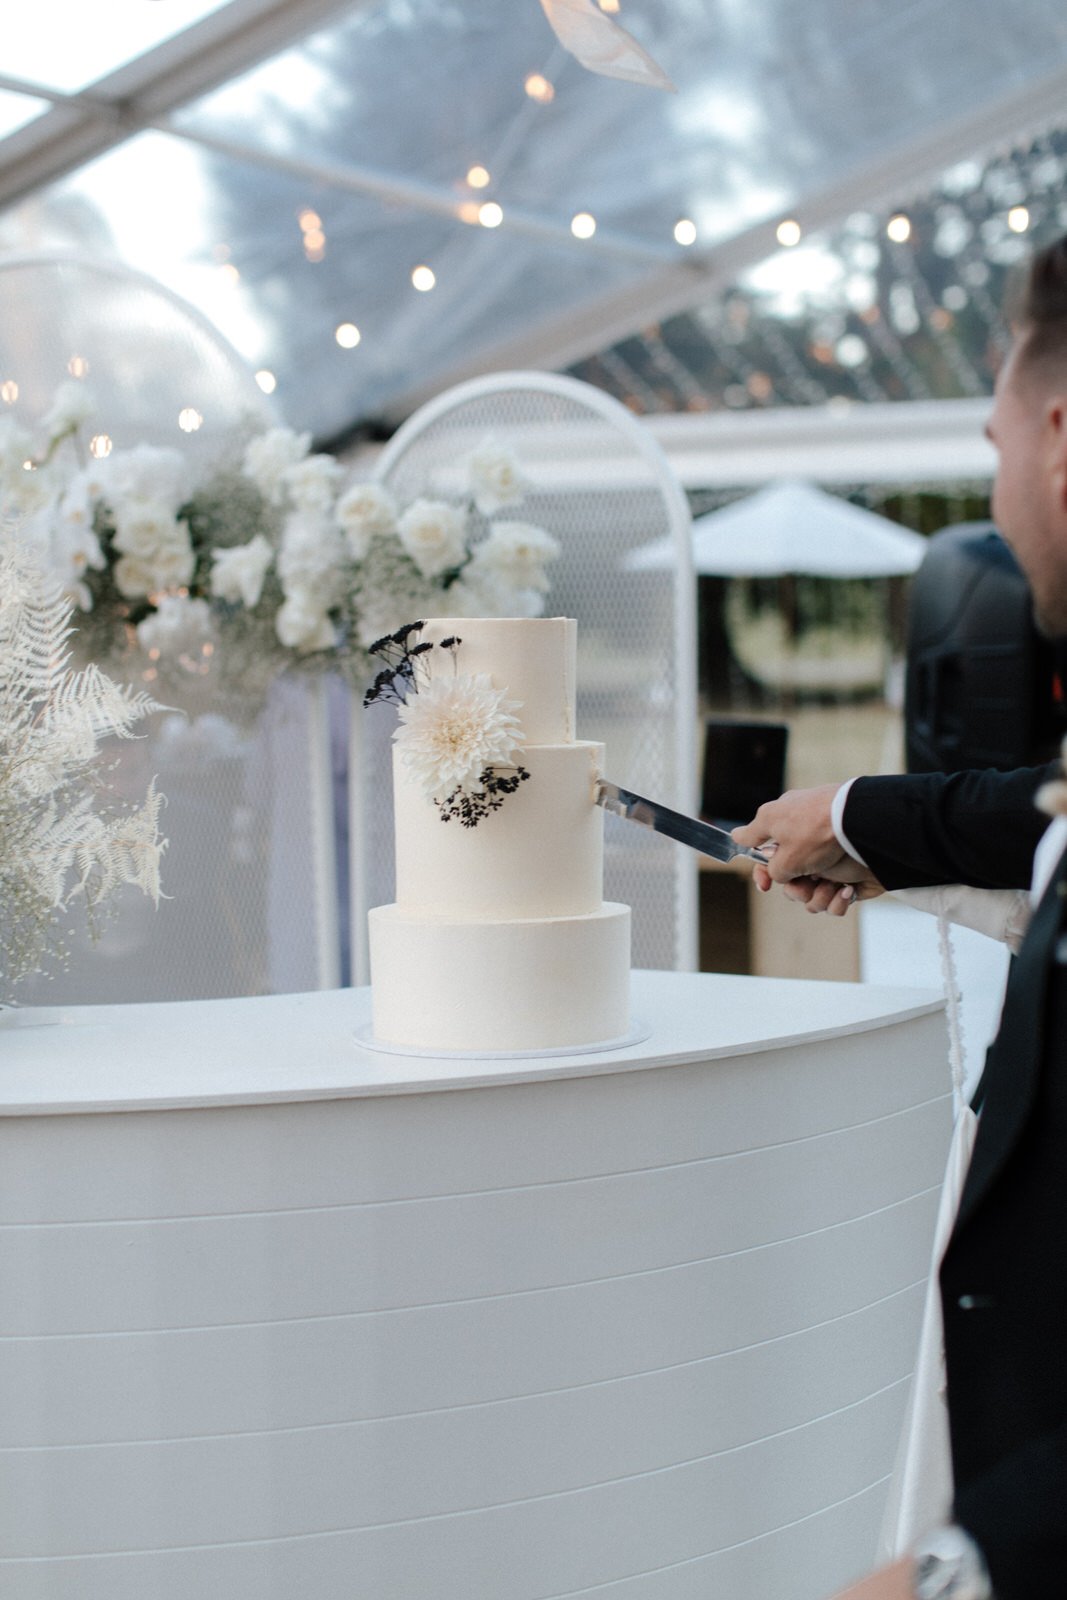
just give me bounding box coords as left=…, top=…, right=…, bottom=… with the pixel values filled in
left=0, top=971, right=948, bottom=1600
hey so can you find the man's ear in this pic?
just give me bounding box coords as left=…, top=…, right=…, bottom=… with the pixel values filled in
left=1047, top=396, right=1067, bottom=508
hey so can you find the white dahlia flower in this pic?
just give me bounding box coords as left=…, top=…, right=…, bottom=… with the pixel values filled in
left=394, top=672, right=524, bottom=797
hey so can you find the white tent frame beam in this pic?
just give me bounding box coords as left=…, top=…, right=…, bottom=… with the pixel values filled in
left=378, top=58, right=1067, bottom=421
left=348, top=396, right=996, bottom=490
left=644, top=397, right=996, bottom=489
left=161, top=126, right=682, bottom=265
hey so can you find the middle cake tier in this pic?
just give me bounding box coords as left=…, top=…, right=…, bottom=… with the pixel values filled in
left=392, top=740, right=605, bottom=919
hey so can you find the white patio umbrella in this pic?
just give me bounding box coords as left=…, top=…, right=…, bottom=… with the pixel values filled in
left=625, top=478, right=927, bottom=577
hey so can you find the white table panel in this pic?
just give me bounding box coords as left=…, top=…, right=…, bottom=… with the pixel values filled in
left=0, top=1007, right=942, bottom=1222
left=0, top=1284, right=923, bottom=1539
left=0, top=1097, right=946, bottom=1337
left=0, top=972, right=948, bottom=1599
left=2, top=1388, right=905, bottom=1597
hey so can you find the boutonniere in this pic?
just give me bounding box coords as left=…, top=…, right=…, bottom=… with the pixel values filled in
left=1036, top=736, right=1067, bottom=817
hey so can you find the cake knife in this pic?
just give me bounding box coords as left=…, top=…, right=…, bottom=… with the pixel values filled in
left=595, top=779, right=773, bottom=865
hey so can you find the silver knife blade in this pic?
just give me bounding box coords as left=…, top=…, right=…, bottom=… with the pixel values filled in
left=595, top=779, right=772, bottom=865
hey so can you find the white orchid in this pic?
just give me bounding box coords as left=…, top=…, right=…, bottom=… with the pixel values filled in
left=40, top=381, right=95, bottom=441
left=211, top=534, right=273, bottom=608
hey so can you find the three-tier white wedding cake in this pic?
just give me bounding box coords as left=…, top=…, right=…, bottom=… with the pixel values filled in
left=367, top=616, right=631, bottom=1051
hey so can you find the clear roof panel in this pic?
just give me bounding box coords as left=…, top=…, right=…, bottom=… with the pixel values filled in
left=0, top=89, right=48, bottom=143
left=2, top=0, right=1067, bottom=443
left=4, top=0, right=235, bottom=94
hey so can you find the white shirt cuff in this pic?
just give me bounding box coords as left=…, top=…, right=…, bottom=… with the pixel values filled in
left=830, top=778, right=868, bottom=867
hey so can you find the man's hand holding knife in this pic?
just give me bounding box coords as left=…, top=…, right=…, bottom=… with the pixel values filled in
left=730, top=782, right=885, bottom=917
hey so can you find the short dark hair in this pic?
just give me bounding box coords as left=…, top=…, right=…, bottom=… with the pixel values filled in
left=1009, top=235, right=1067, bottom=381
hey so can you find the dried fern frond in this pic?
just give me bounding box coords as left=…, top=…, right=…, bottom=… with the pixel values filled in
left=0, top=530, right=168, bottom=996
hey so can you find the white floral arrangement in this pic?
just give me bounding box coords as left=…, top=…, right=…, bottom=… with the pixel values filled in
left=0, top=532, right=167, bottom=998
left=0, top=384, right=560, bottom=698
left=364, top=624, right=530, bottom=826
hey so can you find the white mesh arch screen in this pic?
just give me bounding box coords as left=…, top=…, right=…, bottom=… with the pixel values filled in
left=0, top=253, right=273, bottom=460
left=14, top=676, right=340, bottom=1005
left=352, top=374, right=696, bottom=979
left=0, top=256, right=340, bottom=1004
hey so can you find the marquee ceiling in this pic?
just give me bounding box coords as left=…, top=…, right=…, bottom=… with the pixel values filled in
left=2, top=0, right=1067, bottom=445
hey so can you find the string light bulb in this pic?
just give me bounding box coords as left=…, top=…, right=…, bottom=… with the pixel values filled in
left=335, top=323, right=361, bottom=348
left=0, top=380, right=18, bottom=403
left=89, top=434, right=112, bottom=458
left=571, top=212, right=596, bottom=239
left=887, top=214, right=912, bottom=242
left=411, top=265, right=436, bottom=291
left=478, top=201, right=504, bottom=228
left=1008, top=205, right=1030, bottom=233
left=255, top=370, right=277, bottom=394
left=776, top=218, right=802, bottom=247
left=466, top=165, right=490, bottom=188
left=673, top=218, right=697, bottom=246
left=67, top=355, right=89, bottom=378
left=524, top=73, right=555, bottom=103
left=178, top=408, right=203, bottom=433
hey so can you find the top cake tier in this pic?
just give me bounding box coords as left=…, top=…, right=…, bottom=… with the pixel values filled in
left=415, top=617, right=576, bottom=745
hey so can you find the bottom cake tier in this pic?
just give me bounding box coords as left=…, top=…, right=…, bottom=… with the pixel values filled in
left=368, top=902, right=631, bottom=1052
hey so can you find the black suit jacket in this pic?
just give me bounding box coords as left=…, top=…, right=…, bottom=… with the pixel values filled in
left=844, top=765, right=1066, bottom=1599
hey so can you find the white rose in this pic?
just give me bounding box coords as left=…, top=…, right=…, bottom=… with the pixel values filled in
left=335, top=482, right=397, bottom=557
left=465, top=437, right=530, bottom=515
left=137, top=595, right=214, bottom=658
left=150, top=537, right=196, bottom=592
left=396, top=497, right=468, bottom=578
left=211, top=534, right=274, bottom=608
left=275, top=592, right=336, bottom=653
left=278, top=511, right=345, bottom=606
left=283, top=453, right=344, bottom=513
left=40, top=381, right=95, bottom=439
left=243, top=427, right=311, bottom=505
left=467, top=520, right=560, bottom=595
left=111, top=498, right=188, bottom=559
left=113, top=554, right=155, bottom=599
left=100, top=444, right=185, bottom=507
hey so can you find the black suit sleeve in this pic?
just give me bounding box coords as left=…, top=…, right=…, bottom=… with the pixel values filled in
left=953, top=1419, right=1067, bottom=1600
left=841, top=764, right=1055, bottom=892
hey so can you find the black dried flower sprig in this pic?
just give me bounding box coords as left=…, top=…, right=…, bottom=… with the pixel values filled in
left=362, top=621, right=462, bottom=707
left=436, top=766, right=531, bottom=827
